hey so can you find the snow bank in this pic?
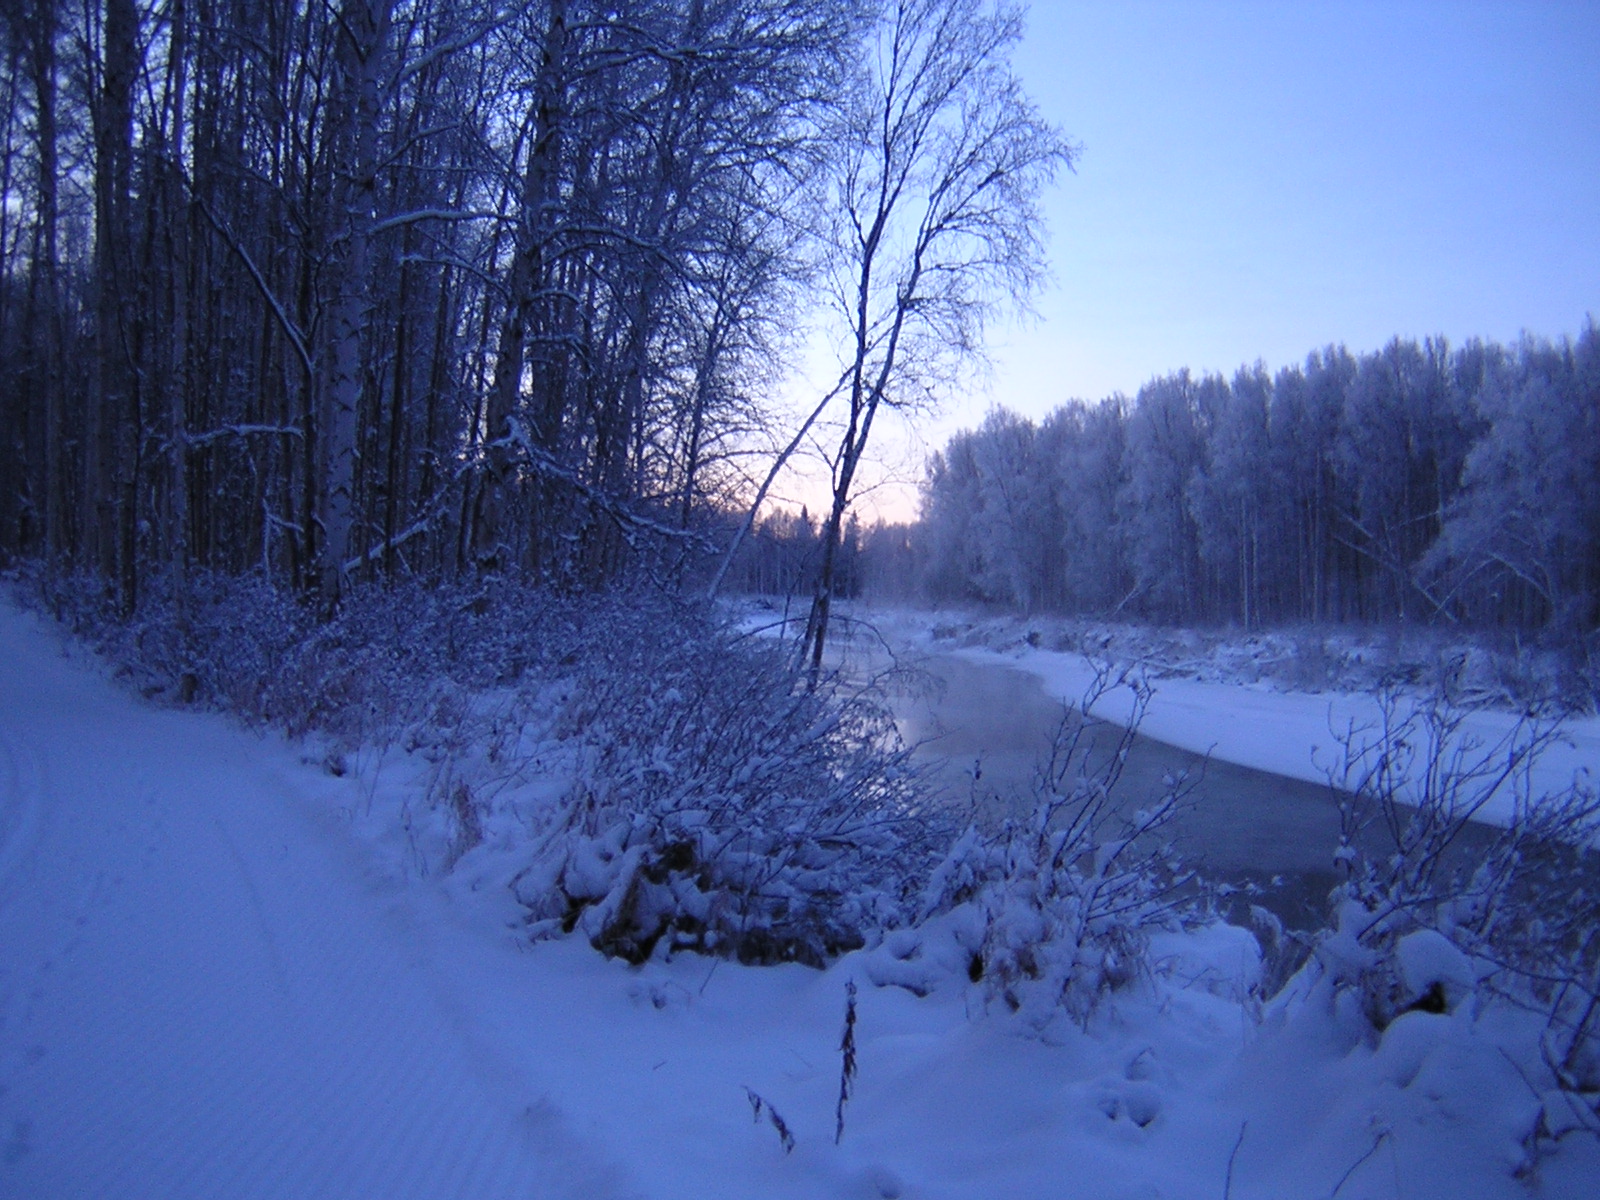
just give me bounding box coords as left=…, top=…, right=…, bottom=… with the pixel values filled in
left=949, top=642, right=1599, bottom=826
left=829, top=603, right=1597, bottom=827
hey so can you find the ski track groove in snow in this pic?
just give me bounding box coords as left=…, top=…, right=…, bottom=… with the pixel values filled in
left=0, top=725, right=45, bottom=909
left=0, top=603, right=574, bottom=1199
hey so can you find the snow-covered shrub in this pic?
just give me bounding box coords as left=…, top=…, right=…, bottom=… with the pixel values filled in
left=13, top=568, right=949, bottom=964
left=513, top=601, right=939, bottom=966
left=17, top=566, right=601, bottom=732
left=916, top=668, right=1198, bottom=1025
left=17, top=564, right=313, bottom=711
left=1282, top=628, right=1353, bottom=692
left=1311, top=687, right=1600, bottom=1144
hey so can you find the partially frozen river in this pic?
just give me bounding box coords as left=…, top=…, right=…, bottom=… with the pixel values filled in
left=880, top=653, right=1348, bottom=927
left=803, top=612, right=1546, bottom=930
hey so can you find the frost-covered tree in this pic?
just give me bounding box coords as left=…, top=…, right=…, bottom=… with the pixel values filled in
left=1189, top=366, right=1271, bottom=627
left=1267, top=347, right=1354, bottom=623
left=908, top=328, right=1594, bottom=663
left=800, top=0, right=1073, bottom=672
left=966, top=409, right=1062, bottom=610
left=918, top=438, right=985, bottom=602
left=1333, top=337, right=1475, bottom=621
left=1118, top=371, right=1204, bottom=621
left=1048, top=397, right=1131, bottom=612
left=1427, top=326, right=1600, bottom=638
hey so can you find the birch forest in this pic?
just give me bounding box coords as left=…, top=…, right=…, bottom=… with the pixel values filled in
left=1, top=0, right=1593, bottom=663
left=907, top=332, right=1600, bottom=643
left=2, top=0, right=988, bottom=611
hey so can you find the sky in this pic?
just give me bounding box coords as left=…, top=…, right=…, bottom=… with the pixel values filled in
left=799, top=0, right=1600, bottom=523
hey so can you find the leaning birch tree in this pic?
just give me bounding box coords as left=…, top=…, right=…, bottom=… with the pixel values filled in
left=800, top=0, right=1072, bottom=674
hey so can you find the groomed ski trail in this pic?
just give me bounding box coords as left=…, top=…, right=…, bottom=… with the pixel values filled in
left=0, top=601, right=609, bottom=1199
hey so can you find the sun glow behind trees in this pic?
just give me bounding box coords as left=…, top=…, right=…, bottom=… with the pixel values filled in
left=0, top=0, right=876, bottom=599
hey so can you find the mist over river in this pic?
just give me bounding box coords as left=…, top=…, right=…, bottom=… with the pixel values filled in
left=834, top=639, right=1500, bottom=933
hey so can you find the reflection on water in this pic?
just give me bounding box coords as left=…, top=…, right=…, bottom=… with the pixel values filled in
left=824, top=621, right=1508, bottom=933
left=866, top=650, right=1351, bottom=929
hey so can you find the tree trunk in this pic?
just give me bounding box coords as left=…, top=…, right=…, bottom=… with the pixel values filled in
left=475, top=0, right=569, bottom=573
left=318, top=0, right=393, bottom=610
left=24, top=1, right=63, bottom=562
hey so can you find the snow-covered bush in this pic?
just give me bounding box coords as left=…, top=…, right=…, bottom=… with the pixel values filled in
left=914, top=669, right=1198, bottom=1025
left=18, top=566, right=598, bottom=734
left=512, top=603, right=940, bottom=966
left=15, top=568, right=950, bottom=968
left=19, top=564, right=312, bottom=711
left=1311, top=687, right=1600, bottom=1144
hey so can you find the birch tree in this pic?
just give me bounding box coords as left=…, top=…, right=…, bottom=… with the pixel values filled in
left=318, top=0, right=395, bottom=607
left=1118, top=371, right=1203, bottom=621
left=800, top=0, right=1072, bottom=674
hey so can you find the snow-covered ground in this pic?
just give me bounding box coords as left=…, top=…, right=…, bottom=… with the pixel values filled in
left=838, top=605, right=1600, bottom=828
left=2, top=597, right=1597, bottom=1198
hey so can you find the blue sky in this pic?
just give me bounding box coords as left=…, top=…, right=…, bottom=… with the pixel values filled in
left=999, top=0, right=1599, bottom=407
left=833, top=0, right=1600, bottom=520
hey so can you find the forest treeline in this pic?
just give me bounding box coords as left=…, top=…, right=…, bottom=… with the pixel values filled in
left=880, top=330, right=1598, bottom=640
left=0, top=0, right=876, bottom=606
left=3, top=0, right=1591, bottom=656
left=0, top=0, right=1064, bottom=645
left=735, top=329, right=1600, bottom=648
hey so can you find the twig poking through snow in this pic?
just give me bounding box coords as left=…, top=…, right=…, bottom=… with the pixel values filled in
left=1328, top=1126, right=1390, bottom=1198
left=743, top=1087, right=795, bottom=1155
left=1223, top=1120, right=1247, bottom=1200
left=836, top=980, right=858, bottom=1145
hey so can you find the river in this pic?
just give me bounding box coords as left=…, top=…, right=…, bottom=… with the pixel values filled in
left=813, top=613, right=1521, bottom=932
left=864, top=650, right=1355, bottom=930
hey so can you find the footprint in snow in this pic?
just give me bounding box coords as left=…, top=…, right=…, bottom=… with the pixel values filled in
left=1093, top=1079, right=1163, bottom=1130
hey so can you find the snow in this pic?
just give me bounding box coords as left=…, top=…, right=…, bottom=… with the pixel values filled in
left=2, top=596, right=1597, bottom=1198
left=836, top=605, right=1599, bottom=828
left=983, top=648, right=1597, bottom=827
left=1394, top=930, right=1477, bottom=1011
left=0, top=602, right=560, bottom=1197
